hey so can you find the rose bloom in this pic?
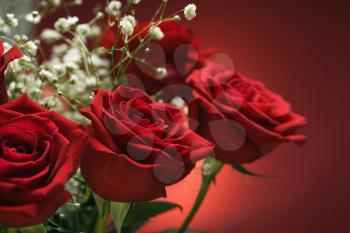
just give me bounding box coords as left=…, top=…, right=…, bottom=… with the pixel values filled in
left=0, top=40, right=22, bottom=104
left=187, top=61, right=307, bottom=165
left=102, top=21, right=208, bottom=96
left=80, top=85, right=213, bottom=201
left=0, top=95, right=87, bottom=227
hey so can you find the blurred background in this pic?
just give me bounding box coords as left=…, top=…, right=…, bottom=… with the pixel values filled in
left=13, top=0, right=350, bottom=232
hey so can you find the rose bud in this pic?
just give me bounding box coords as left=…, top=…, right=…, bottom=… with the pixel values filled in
left=187, top=61, right=307, bottom=165
left=0, top=95, right=87, bottom=227
left=102, top=21, right=210, bottom=97
left=80, top=85, right=214, bottom=201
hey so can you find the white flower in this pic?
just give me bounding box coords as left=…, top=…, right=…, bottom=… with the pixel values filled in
left=184, top=3, right=197, bottom=20
left=14, top=34, right=29, bottom=44
left=25, top=11, right=41, bottom=24
left=67, top=16, right=79, bottom=25
left=0, top=18, right=10, bottom=35
left=76, top=24, right=90, bottom=36
left=91, top=55, right=110, bottom=68
left=106, top=1, right=122, bottom=17
left=39, top=69, right=55, bottom=81
left=5, top=13, right=18, bottom=27
left=88, top=25, right=101, bottom=37
left=173, top=15, right=181, bottom=21
left=40, top=96, right=60, bottom=109
left=74, top=0, right=83, bottom=5
left=24, top=41, right=38, bottom=56
left=171, top=96, right=185, bottom=109
left=123, top=15, right=136, bottom=27
left=47, top=0, right=61, bottom=7
left=63, top=48, right=82, bottom=64
left=119, top=16, right=134, bottom=37
left=52, top=44, right=69, bottom=56
left=54, top=16, right=79, bottom=32
left=41, top=29, right=61, bottom=42
left=149, top=26, right=164, bottom=40
left=130, top=0, right=141, bottom=4
left=8, top=60, right=22, bottom=73
left=96, top=12, right=104, bottom=20
left=156, top=67, right=167, bottom=79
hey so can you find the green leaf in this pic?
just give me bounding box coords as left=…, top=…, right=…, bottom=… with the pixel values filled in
left=93, top=193, right=111, bottom=218
left=123, top=201, right=182, bottom=231
left=232, top=164, right=279, bottom=178
left=111, top=202, right=131, bottom=233
left=19, top=224, right=46, bottom=233
left=5, top=228, right=17, bottom=233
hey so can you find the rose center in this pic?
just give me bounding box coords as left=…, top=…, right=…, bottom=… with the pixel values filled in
left=2, top=137, right=34, bottom=155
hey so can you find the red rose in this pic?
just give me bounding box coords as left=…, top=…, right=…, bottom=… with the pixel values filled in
left=102, top=21, right=207, bottom=96
left=187, top=61, right=307, bottom=165
left=0, top=95, right=87, bottom=227
left=0, top=41, right=23, bottom=104
left=80, top=85, right=213, bottom=201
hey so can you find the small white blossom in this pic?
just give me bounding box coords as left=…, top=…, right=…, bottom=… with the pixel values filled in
left=24, top=41, right=38, bottom=56
left=5, top=13, right=18, bottom=27
left=76, top=24, right=90, bottom=36
left=119, top=16, right=134, bottom=37
left=47, top=0, right=61, bottom=7
left=149, top=26, right=164, bottom=40
left=40, top=96, right=60, bottom=109
left=123, top=15, right=136, bottom=27
left=184, top=4, right=197, bottom=20
left=41, top=29, right=62, bottom=43
left=14, top=34, right=29, bottom=44
left=106, top=1, right=122, bottom=17
left=8, top=82, right=25, bottom=96
left=39, top=69, right=55, bottom=81
left=25, top=11, right=41, bottom=24
left=52, top=44, right=69, bottom=56
left=63, top=48, right=82, bottom=64
left=8, top=60, right=22, bottom=73
left=130, top=0, right=141, bottom=4
left=156, top=67, right=167, bottom=79
left=91, top=54, right=110, bottom=68
left=171, top=96, right=186, bottom=109
left=88, top=25, right=101, bottom=37
left=74, top=0, right=83, bottom=5
left=0, top=18, right=10, bottom=35
left=173, top=15, right=181, bottom=21
left=54, top=16, right=79, bottom=32
left=96, top=12, right=104, bottom=20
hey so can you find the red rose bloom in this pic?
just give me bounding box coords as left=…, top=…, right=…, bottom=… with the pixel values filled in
left=0, top=40, right=23, bottom=104
left=102, top=21, right=207, bottom=96
left=80, top=85, right=213, bottom=201
left=187, top=61, right=307, bottom=165
left=0, top=95, right=87, bottom=227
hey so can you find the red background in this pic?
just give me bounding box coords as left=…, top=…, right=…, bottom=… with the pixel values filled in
left=44, top=1, right=350, bottom=232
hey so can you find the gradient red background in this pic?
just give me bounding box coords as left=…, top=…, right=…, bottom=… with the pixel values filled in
left=42, top=1, right=350, bottom=232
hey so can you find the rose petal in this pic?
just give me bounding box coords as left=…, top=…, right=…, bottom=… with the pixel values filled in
left=81, top=136, right=166, bottom=201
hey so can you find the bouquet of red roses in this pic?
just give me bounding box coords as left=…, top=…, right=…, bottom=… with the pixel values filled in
left=0, top=1, right=306, bottom=232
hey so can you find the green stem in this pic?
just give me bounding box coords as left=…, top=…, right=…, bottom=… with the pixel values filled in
left=94, top=214, right=108, bottom=233
left=177, top=157, right=223, bottom=233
